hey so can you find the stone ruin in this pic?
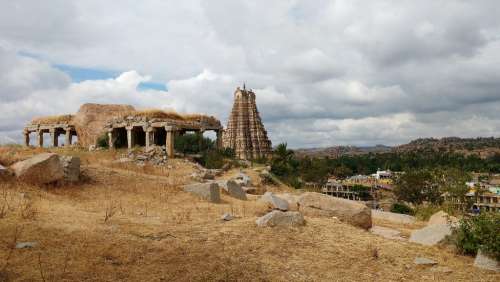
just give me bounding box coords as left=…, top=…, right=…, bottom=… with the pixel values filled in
left=24, top=103, right=223, bottom=158
left=222, top=86, right=272, bottom=159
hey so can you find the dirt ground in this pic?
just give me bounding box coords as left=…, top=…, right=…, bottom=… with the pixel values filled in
left=0, top=147, right=499, bottom=281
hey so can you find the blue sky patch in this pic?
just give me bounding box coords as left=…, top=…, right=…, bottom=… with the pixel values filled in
left=54, top=64, right=119, bottom=82
left=137, top=81, right=167, bottom=91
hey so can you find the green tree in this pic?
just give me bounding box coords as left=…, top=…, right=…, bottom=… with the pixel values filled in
left=394, top=169, right=441, bottom=205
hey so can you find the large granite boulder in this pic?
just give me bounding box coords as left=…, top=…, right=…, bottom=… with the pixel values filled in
left=409, top=224, right=452, bottom=246
left=217, top=180, right=247, bottom=200
left=427, top=211, right=458, bottom=226
left=474, top=250, right=499, bottom=272
left=73, top=103, right=135, bottom=147
left=298, top=192, right=372, bottom=229
left=183, top=183, right=220, bottom=203
left=60, top=156, right=80, bottom=182
left=256, top=210, right=305, bottom=227
left=11, top=153, right=64, bottom=184
left=257, top=192, right=289, bottom=211
left=275, top=193, right=300, bottom=211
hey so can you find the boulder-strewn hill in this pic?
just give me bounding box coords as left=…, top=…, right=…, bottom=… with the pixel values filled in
left=295, top=137, right=500, bottom=159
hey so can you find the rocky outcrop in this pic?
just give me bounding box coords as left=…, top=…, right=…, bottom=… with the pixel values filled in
left=73, top=103, right=135, bottom=147
left=183, top=183, right=221, bottom=203
left=409, top=224, right=452, bottom=246
left=11, top=153, right=64, bottom=184
left=218, top=180, right=247, bottom=200
left=258, top=192, right=289, bottom=211
left=427, top=211, right=458, bottom=226
left=222, top=86, right=272, bottom=160
left=298, top=192, right=372, bottom=229
left=275, top=193, right=300, bottom=211
left=474, top=250, right=499, bottom=272
left=60, top=156, right=80, bottom=182
left=372, top=210, right=416, bottom=225
left=256, top=210, right=305, bottom=227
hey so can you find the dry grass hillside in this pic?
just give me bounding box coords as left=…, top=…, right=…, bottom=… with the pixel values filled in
left=0, top=147, right=499, bottom=281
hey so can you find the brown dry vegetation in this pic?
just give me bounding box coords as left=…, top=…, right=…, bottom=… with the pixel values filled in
left=30, top=115, right=74, bottom=125
left=0, top=147, right=499, bottom=281
left=118, top=109, right=219, bottom=124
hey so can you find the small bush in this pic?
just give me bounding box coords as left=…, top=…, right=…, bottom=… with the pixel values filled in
left=451, top=212, right=500, bottom=260
left=199, top=150, right=225, bottom=169
left=390, top=203, right=414, bottom=215
left=96, top=133, right=109, bottom=148
left=414, top=204, right=446, bottom=221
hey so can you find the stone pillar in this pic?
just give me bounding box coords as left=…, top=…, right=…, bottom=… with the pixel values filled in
left=145, top=127, right=155, bottom=148
left=65, top=128, right=72, bottom=147
left=108, top=130, right=114, bottom=150
left=216, top=130, right=223, bottom=149
left=24, top=131, right=30, bottom=147
left=37, top=131, right=44, bottom=147
left=50, top=129, right=58, bottom=147
left=165, top=126, right=175, bottom=158
left=197, top=129, right=204, bottom=151
left=126, top=126, right=134, bottom=150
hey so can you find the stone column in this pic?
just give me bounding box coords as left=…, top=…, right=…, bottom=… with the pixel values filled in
left=37, top=131, right=43, bottom=147
left=108, top=130, right=115, bottom=150
left=197, top=129, right=204, bottom=151
left=165, top=126, right=175, bottom=158
left=50, top=129, right=58, bottom=147
left=24, top=131, right=30, bottom=147
left=65, top=128, right=72, bottom=147
left=144, top=127, right=155, bottom=148
left=126, top=126, right=134, bottom=150
left=216, top=129, right=223, bottom=149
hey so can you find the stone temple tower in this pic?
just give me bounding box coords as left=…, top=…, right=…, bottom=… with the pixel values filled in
left=222, top=86, right=272, bottom=160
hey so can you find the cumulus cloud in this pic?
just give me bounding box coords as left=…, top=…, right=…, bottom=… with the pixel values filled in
left=0, top=0, right=499, bottom=147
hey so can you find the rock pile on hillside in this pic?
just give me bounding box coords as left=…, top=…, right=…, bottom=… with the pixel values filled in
left=125, top=145, right=168, bottom=166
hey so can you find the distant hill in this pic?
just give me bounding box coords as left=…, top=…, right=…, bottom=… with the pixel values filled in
left=295, top=137, right=500, bottom=159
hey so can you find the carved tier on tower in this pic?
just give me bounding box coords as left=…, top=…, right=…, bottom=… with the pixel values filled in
left=222, top=86, right=272, bottom=160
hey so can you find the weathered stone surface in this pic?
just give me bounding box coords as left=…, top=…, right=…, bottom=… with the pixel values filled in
left=370, top=226, right=405, bottom=240
left=372, top=210, right=416, bottom=225
left=474, top=250, right=499, bottom=272
left=298, top=192, right=372, bottom=229
left=15, top=242, right=38, bottom=249
left=414, top=257, right=437, bottom=266
left=235, top=172, right=251, bottom=186
left=222, top=87, right=272, bottom=160
left=258, top=192, right=289, bottom=211
left=409, top=224, right=452, bottom=246
left=73, top=103, right=135, bottom=147
left=256, top=210, right=305, bottom=227
left=221, top=213, right=234, bottom=221
left=11, top=153, right=64, bottom=184
left=183, top=183, right=220, bottom=203
left=218, top=180, right=247, bottom=200
left=275, top=193, right=300, bottom=211
left=60, top=156, right=80, bottom=182
left=427, top=211, right=458, bottom=226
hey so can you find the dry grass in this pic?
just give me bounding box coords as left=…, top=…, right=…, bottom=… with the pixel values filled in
left=30, top=115, right=74, bottom=125
left=0, top=146, right=499, bottom=281
left=119, top=109, right=220, bottom=125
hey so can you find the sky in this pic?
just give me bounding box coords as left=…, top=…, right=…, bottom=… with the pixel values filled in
left=1, top=0, right=500, bottom=148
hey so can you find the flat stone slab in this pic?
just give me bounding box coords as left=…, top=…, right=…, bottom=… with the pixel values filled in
left=372, top=210, right=416, bottom=225
left=256, top=210, right=305, bottom=227
left=409, top=224, right=452, bottom=246
left=217, top=180, right=247, bottom=200
left=370, top=226, right=405, bottom=240
left=414, top=257, right=437, bottom=266
left=183, top=183, right=220, bottom=203
left=474, top=250, right=499, bottom=272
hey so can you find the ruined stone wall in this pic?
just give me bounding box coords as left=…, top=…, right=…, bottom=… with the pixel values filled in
left=222, top=87, right=272, bottom=159
left=73, top=103, right=135, bottom=147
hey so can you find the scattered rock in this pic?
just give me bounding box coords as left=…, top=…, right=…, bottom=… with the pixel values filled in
left=430, top=266, right=453, bottom=274
left=298, top=192, right=372, bottom=229
left=11, top=153, right=64, bottom=184
left=370, top=226, right=405, bottom=240
left=235, top=172, right=251, bottom=186
left=60, top=156, right=80, bottom=182
left=218, top=180, right=247, bottom=200
left=258, top=192, right=289, bottom=211
left=127, top=146, right=168, bottom=166
left=256, top=210, right=305, bottom=227
left=427, top=211, right=458, bottom=226
left=275, top=193, right=300, bottom=211
left=474, top=250, right=499, bottom=272
left=371, top=210, right=416, bottom=225
left=221, top=213, right=234, bottom=221
left=16, top=242, right=38, bottom=249
left=409, top=224, right=452, bottom=246
left=414, top=257, right=437, bottom=266
left=183, top=183, right=220, bottom=203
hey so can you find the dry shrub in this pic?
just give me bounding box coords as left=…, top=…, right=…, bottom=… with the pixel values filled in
left=31, top=115, right=74, bottom=125
left=119, top=109, right=185, bottom=120
left=19, top=199, right=38, bottom=220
